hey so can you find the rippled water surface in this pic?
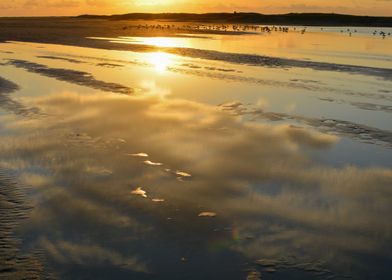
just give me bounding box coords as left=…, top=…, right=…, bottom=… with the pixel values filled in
left=0, top=25, right=391, bottom=279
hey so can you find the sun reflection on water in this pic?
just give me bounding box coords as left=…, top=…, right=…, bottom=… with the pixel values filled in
left=117, top=36, right=193, bottom=49
left=144, top=37, right=179, bottom=48
left=147, top=52, right=173, bottom=73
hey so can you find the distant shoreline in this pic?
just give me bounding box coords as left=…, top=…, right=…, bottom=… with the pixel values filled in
left=0, top=13, right=391, bottom=27
left=73, top=13, right=392, bottom=27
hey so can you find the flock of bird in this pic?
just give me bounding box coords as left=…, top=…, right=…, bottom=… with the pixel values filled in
left=338, top=28, right=391, bottom=38
left=121, top=24, right=391, bottom=38
left=122, top=23, right=290, bottom=33
left=372, top=30, right=390, bottom=38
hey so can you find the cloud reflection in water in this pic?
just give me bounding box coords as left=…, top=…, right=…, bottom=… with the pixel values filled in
left=1, top=92, right=391, bottom=279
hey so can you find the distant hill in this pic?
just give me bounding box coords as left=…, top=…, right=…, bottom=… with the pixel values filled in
left=76, top=12, right=392, bottom=27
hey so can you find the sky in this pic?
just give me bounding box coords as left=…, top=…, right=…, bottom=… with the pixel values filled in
left=0, top=0, right=391, bottom=17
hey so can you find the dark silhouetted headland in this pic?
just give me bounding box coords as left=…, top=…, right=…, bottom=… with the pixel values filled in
left=76, top=12, right=392, bottom=27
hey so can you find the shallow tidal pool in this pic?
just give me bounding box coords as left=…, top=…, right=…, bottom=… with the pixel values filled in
left=0, top=26, right=392, bottom=279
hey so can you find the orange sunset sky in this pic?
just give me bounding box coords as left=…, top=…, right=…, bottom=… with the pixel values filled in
left=0, top=0, right=391, bottom=17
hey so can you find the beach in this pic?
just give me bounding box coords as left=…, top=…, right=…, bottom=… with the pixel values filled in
left=0, top=17, right=392, bottom=279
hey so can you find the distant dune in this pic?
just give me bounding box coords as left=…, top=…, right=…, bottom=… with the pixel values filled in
left=76, top=12, right=392, bottom=27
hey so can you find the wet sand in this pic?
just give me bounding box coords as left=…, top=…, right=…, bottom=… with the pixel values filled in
left=0, top=171, right=49, bottom=279
left=0, top=19, right=391, bottom=280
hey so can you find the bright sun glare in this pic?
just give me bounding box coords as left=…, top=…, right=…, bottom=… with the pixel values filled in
left=147, top=52, right=173, bottom=73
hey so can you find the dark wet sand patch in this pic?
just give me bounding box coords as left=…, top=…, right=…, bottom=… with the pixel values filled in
left=37, top=55, right=86, bottom=64
left=319, top=97, right=334, bottom=102
left=180, top=63, right=202, bottom=69
left=180, top=63, right=239, bottom=73
left=250, top=257, right=341, bottom=280
left=204, top=66, right=236, bottom=72
left=350, top=102, right=392, bottom=113
left=96, top=62, right=124, bottom=68
left=290, top=78, right=325, bottom=85
left=6, top=59, right=134, bottom=95
left=219, top=102, right=392, bottom=147
left=0, top=76, right=19, bottom=94
left=37, top=54, right=125, bottom=68
left=318, top=97, right=392, bottom=114
left=0, top=76, right=39, bottom=116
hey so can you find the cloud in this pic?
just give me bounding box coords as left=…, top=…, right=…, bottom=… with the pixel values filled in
left=23, top=0, right=80, bottom=8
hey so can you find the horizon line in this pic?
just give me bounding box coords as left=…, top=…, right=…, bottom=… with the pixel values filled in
left=1, top=11, right=391, bottom=19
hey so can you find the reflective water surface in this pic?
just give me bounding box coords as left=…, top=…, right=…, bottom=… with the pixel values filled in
left=0, top=27, right=391, bottom=280
left=90, top=26, right=392, bottom=68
